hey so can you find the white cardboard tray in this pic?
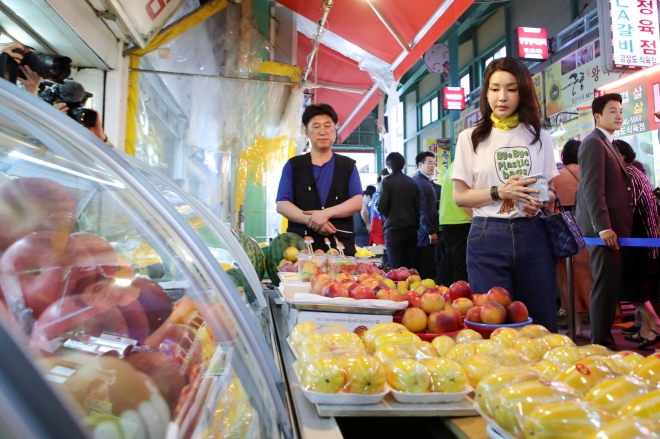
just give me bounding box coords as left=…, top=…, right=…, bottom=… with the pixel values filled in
left=390, top=386, right=472, bottom=404
left=302, top=388, right=389, bottom=405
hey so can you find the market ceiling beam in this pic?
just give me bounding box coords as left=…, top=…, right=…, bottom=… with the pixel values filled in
left=366, top=0, right=410, bottom=53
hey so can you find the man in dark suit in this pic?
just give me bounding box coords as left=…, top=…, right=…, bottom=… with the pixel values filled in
left=413, top=152, right=440, bottom=280
left=576, top=93, right=633, bottom=349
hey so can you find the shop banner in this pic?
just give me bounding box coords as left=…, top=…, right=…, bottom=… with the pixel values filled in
left=532, top=72, right=544, bottom=119
left=114, top=0, right=186, bottom=47
left=610, top=0, right=660, bottom=69
left=426, top=138, right=451, bottom=180
left=602, top=74, right=660, bottom=139
left=545, top=40, right=630, bottom=116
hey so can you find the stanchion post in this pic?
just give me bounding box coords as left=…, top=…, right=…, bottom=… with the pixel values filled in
left=566, top=256, right=575, bottom=341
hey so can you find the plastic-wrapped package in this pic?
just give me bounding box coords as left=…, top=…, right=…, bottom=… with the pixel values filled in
left=518, top=324, right=551, bottom=339
left=609, top=350, right=646, bottom=374
left=454, top=329, right=483, bottom=344
left=299, top=351, right=386, bottom=396
left=386, top=358, right=431, bottom=394
left=542, top=345, right=583, bottom=370
left=586, top=375, right=651, bottom=412
left=472, top=339, right=503, bottom=356
left=542, top=333, right=576, bottom=349
left=490, top=327, right=520, bottom=348
left=554, top=357, right=618, bottom=394
left=411, top=341, right=440, bottom=359
left=523, top=359, right=561, bottom=381
left=618, top=389, right=660, bottom=420
left=289, top=321, right=319, bottom=349
left=492, top=348, right=531, bottom=368
left=493, top=380, right=583, bottom=439
left=419, top=357, right=469, bottom=393
left=577, top=344, right=613, bottom=358
left=632, top=353, right=660, bottom=387
left=462, top=353, right=501, bottom=388
left=587, top=418, right=660, bottom=439
left=431, top=335, right=456, bottom=356
left=523, top=401, right=615, bottom=439
left=301, top=355, right=346, bottom=394
left=512, top=338, right=548, bottom=361
left=445, top=342, right=476, bottom=365
left=362, top=322, right=410, bottom=353
left=371, top=331, right=421, bottom=353
left=340, top=355, right=387, bottom=395
left=474, top=369, right=541, bottom=418
left=326, top=256, right=357, bottom=280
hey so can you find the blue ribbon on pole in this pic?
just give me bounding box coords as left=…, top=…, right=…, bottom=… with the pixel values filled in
left=583, top=237, right=660, bottom=247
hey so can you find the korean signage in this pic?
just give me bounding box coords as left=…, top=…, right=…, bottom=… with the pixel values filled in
left=443, top=87, right=466, bottom=110
left=545, top=39, right=631, bottom=115
left=518, top=27, right=549, bottom=60
left=532, top=72, right=545, bottom=119
left=600, top=75, right=660, bottom=138
left=426, top=138, right=451, bottom=180
left=114, top=0, right=186, bottom=48
left=611, top=0, right=660, bottom=69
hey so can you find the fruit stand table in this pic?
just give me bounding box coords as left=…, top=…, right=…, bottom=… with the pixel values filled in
left=267, top=291, right=487, bottom=439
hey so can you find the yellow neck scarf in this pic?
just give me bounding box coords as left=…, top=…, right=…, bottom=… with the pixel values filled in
left=490, top=113, right=519, bottom=130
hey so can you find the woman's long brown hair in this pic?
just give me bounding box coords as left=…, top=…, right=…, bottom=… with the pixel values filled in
left=470, top=57, right=542, bottom=152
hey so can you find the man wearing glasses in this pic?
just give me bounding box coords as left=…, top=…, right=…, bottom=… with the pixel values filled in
left=276, top=103, right=363, bottom=255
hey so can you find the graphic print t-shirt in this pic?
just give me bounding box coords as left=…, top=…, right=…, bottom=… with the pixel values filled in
left=451, top=125, right=559, bottom=219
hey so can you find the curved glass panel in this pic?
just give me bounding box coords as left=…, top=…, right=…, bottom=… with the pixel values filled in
left=0, top=83, right=289, bottom=438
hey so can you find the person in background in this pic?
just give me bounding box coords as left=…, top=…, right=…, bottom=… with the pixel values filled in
left=368, top=169, right=389, bottom=246
left=576, top=93, right=632, bottom=349
left=413, top=151, right=439, bottom=279
left=354, top=185, right=376, bottom=247
left=276, top=103, right=363, bottom=255
left=614, top=139, right=660, bottom=349
left=452, top=57, right=560, bottom=332
left=432, top=177, right=444, bottom=285
left=0, top=41, right=42, bottom=96
left=554, top=139, right=592, bottom=337
left=440, top=162, right=472, bottom=285
left=377, top=152, right=419, bottom=269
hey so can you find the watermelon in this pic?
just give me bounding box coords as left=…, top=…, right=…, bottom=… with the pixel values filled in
left=226, top=267, right=258, bottom=308
left=265, top=232, right=306, bottom=286
left=232, top=229, right=265, bottom=280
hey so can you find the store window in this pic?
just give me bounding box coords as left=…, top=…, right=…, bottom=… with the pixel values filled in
left=484, top=46, right=507, bottom=68
left=421, top=97, right=439, bottom=128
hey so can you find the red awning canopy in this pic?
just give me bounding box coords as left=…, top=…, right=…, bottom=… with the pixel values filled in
left=277, top=0, right=474, bottom=141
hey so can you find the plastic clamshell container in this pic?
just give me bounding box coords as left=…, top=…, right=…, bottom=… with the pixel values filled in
left=390, top=386, right=472, bottom=404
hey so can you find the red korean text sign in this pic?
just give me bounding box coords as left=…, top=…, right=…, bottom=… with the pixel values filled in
left=517, top=27, right=548, bottom=60
left=443, top=87, right=465, bottom=111
left=611, top=0, right=660, bottom=68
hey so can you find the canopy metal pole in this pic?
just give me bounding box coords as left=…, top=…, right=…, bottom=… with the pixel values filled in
left=366, top=0, right=410, bottom=52
left=302, top=0, right=333, bottom=82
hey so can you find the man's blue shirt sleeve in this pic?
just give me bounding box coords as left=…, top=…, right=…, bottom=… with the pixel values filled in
left=348, top=166, right=362, bottom=198
left=276, top=161, right=294, bottom=202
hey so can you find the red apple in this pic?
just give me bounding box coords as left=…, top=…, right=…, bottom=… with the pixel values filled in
left=451, top=297, right=474, bottom=316
left=386, top=271, right=398, bottom=281
left=0, top=177, right=76, bottom=251
left=408, top=268, right=419, bottom=277
left=312, top=278, right=332, bottom=295
left=480, top=302, right=507, bottom=324
left=506, top=301, right=529, bottom=323
left=349, top=284, right=376, bottom=300
left=420, top=289, right=446, bottom=315
left=401, top=291, right=421, bottom=308
left=376, top=288, right=402, bottom=302
left=402, top=308, right=428, bottom=332
left=322, top=282, right=349, bottom=298
left=396, top=267, right=411, bottom=281
left=472, top=293, right=488, bottom=307
left=465, top=306, right=483, bottom=323
left=449, top=280, right=473, bottom=301
left=427, top=310, right=458, bottom=333
left=486, top=286, right=512, bottom=307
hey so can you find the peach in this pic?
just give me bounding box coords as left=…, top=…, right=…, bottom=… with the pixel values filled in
left=466, top=306, right=483, bottom=323
left=506, top=301, right=529, bottom=323
left=472, top=293, right=488, bottom=307
left=402, top=308, right=428, bottom=332
left=480, top=302, right=507, bottom=324
left=401, top=291, right=421, bottom=308
left=420, top=288, right=446, bottom=314
left=427, top=311, right=458, bottom=333
left=349, top=284, right=376, bottom=300
left=452, top=297, right=474, bottom=316
left=486, top=286, right=512, bottom=307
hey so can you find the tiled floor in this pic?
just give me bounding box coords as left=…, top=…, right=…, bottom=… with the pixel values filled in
left=559, top=321, right=660, bottom=355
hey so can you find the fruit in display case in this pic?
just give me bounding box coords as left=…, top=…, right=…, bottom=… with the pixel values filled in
left=396, top=280, right=409, bottom=294
left=419, top=357, right=469, bottom=393
left=632, top=353, right=660, bottom=386
left=490, top=327, right=520, bottom=348
left=420, top=288, right=446, bottom=314
left=265, top=232, right=306, bottom=286
left=555, top=357, right=618, bottom=394
left=362, top=278, right=386, bottom=291
left=348, top=284, right=376, bottom=300
left=363, top=323, right=409, bottom=353
left=324, top=332, right=365, bottom=350
left=375, top=287, right=402, bottom=302
left=383, top=279, right=397, bottom=289
left=373, top=344, right=412, bottom=367
left=542, top=345, right=583, bottom=369
left=585, top=375, right=651, bottom=412
left=472, top=293, right=488, bottom=307
left=465, top=306, right=483, bottom=323
left=412, top=341, right=440, bottom=359
left=523, top=401, right=615, bottom=439
left=448, top=280, right=473, bottom=302
left=474, top=368, right=541, bottom=417
left=505, top=301, right=529, bottom=323
left=401, top=307, right=428, bottom=333
left=407, top=275, right=422, bottom=285
left=518, top=324, right=551, bottom=339
left=587, top=418, right=660, bottom=439
left=427, top=310, right=458, bottom=333
left=473, top=339, right=503, bottom=356
left=618, top=389, right=660, bottom=420
left=577, top=344, right=613, bottom=358
left=125, top=350, right=186, bottom=413
left=413, top=285, right=428, bottom=295
left=512, top=338, right=547, bottom=361
left=340, top=278, right=356, bottom=289
left=431, top=335, right=455, bottom=356
left=580, top=355, right=620, bottom=374
left=341, top=355, right=387, bottom=394
left=493, top=348, right=528, bottom=368
left=542, top=333, right=575, bottom=349
left=321, top=282, right=349, bottom=298
left=446, top=306, right=464, bottom=327
left=480, top=302, right=507, bottom=324
left=609, top=350, right=645, bottom=374
left=327, top=256, right=356, bottom=280
left=297, top=344, right=332, bottom=371
left=524, top=359, right=560, bottom=381
left=401, top=291, right=421, bottom=308
left=455, top=329, right=483, bottom=344
left=445, top=343, right=476, bottom=365
left=301, top=357, right=346, bottom=393
left=486, top=286, right=512, bottom=307
left=397, top=268, right=411, bottom=281
left=462, top=353, right=500, bottom=388
left=386, top=358, right=431, bottom=393
left=494, top=380, right=585, bottom=439
left=408, top=268, right=419, bottom=277
left=451, top=297, right=474, bottom=316
left=298, top=254, right=327, bottom=281
left=372, top=331, right=421, bottom=352
left=421, top=278, right=436, bottom=288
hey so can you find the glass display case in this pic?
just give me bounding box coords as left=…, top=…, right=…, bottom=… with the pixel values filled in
left=0, top=80, right=292, bottom=439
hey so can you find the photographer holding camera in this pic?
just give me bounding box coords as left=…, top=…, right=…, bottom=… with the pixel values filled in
left=0, top=42, right=43, bottom=96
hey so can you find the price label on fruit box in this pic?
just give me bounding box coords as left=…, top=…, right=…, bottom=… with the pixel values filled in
left=296, top=311, right=392, bottom=335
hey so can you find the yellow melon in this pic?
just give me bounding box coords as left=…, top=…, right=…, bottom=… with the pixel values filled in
left=523, top=401, right=615, bottom=439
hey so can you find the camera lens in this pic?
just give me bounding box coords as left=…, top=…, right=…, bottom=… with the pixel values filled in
left=22, top=52, right=72, bottom=83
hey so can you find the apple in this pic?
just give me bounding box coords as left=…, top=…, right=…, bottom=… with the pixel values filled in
left=410, top=281, right=421, bottom=291
left=373, top=283, right=391, bottom=293
left=427, top=311, right=457, bottom=333
left=311, top=272, right=332, bottom=286
left=421, top=278, right=436, bottom=288
left=349, top=284, right=376, bottom=300
left=506, top=301, right=529, bottom=323
left=383, top=279, right=397, bottom=289
left=278, top=258, right=289, bottom=269
left=386, top=271, right=398, bottom=281
left=70, top=232, right=118, bottom=276
left=486, top=286, right=512, bottom=307
left=357, top=273, right=374, bottom=283
left=322, top=282, right=349, bottom=298
left=446, top=306, right=464, bottom=327
left=449, top=280, right=473, bottom=301
left=0, top=177, right=76, bottom=252
left=397, top=268, right=411, bottom=281
left=374, top=272, right=385, bottom=280
left=452, top=297, right=474, bottom=316
left=480, top=302, right=507, bottom=324
left=397, top=281, right=410, bottom=294
left=420, top=289, right=446, bottom=315
left=401, top=308, right=428, bottom=332
left=472, top=293, right=488, bottom=307
left=407, top=275, right=421, bottom=285
left=386, top=358, right=431, bottom=393
left=376, top=288, right=402, bottom=302
left=414, top=285, right=428, bottom=295
left=465, top=306, right=483, bottom=323
left=408, top=268, right=419, bottom=276
left=401, top=292, right=421, bottom=308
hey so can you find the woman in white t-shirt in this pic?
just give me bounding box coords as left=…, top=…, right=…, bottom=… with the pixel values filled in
left=452, top=57, right=560, bottom=332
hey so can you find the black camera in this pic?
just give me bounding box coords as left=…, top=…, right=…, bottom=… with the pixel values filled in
left=39, top=80, right=97, bottom=128
left=0, top=47, right=71, bottom=83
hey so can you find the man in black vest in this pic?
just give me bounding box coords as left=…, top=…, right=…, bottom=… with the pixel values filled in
left=276, top=104, right=363, bottom=255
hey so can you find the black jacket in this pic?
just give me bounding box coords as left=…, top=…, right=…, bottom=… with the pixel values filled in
left=377, top=170, right=419, bottom=233
left=414, top=172, right=439, bottom=241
